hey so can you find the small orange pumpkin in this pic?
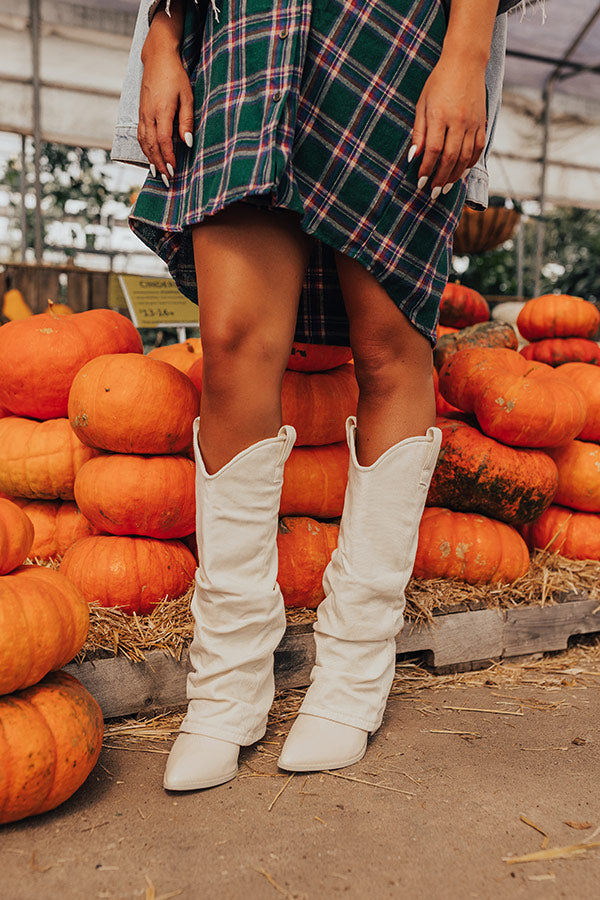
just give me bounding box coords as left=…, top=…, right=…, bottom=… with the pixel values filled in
left=438, top=281, right=490, bottom=329
left=0, top=498, right=34, bottom=574
left=517, top=294, right=600, bottom=341
left=520, top=337, right=600, bottom=367
left=547, top=440, right=600, bottom=512
left=147, top=338, right=203, bottom=374
left=521, top=505, right=600, bottom=560
left=10, top=498, right=100, bottom=559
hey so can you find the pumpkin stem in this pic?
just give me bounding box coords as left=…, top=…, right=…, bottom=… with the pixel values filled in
left=47, top=298, right=57, bottom=317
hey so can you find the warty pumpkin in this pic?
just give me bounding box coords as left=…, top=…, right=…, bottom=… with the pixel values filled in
left=0, top=566, right=89, bottom=694
left=520, top=337, right=600, bottom=367
left=413, top=507, right=530, bottom=584
left=557, top=362, right=600, bottom=442
left=286, top=342, right=353, bottom=372
left=0, top=417, right=99, bottom=500
left=74, top=454, right=196, bottom=539
left=281, top=363, right=358, bottom=445
left=517, top=294, right=600, bottom=341
left=427, top=418, right=558, bottom=524
left=59, top=534, right=196, bottom=615
left=438, top=281, right=490, bottom=329
left=10, top=498, right=99, bottom=559
left=280, top=443, right=348, bottom=517
left=521, top=505, right=600, bottom=560
left=0, top=498, right=34, bottom=574
left=277, top=517, right=339, bottom=608
left=0, top=671, right=103, bottom=824
left=147, top=337, right=203, bottom=374
left=547, top=440, right=600, bottom=512
left=68, top=353, right=200, bottom=454
left=434, top=320, right=518, bottom=370
left=0, top=308, right=143, bottom=420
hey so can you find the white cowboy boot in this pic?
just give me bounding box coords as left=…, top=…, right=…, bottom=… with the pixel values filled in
left=164, top=417, right=296, bottom=791
left=278, top=415, right=441, bottom=772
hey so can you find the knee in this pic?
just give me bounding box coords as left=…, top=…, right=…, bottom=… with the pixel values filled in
left=351, top=326, right=434, bottom=397
left=200, top=320, right=287, bottom=391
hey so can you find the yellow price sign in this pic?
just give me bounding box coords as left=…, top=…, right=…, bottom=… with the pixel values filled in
left=112, top=274, right=199, bottom=329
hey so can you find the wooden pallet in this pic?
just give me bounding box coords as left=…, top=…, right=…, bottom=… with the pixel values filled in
left=64, top=593, right=600, bottom=719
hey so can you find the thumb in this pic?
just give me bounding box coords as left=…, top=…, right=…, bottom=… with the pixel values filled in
left=178, top=84, right=194, bottom=147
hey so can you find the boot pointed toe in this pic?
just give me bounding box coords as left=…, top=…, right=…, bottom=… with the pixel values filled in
left=278, top=713, right=368, bottom=772
left=163, top=733, right=240, bottom=791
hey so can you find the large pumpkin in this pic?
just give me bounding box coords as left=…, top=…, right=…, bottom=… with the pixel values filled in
left=10, top=498, right=100, bottom=559
left=147, top=338, right=203, bottom=374
left=413, top=507, right=530, bottom=584
left=557, top=362, right=600, bottom=441
left=277, top=517, right=339, bottom=608
left=517, top=294, right=600, bottom=341
left=0, top=671, right=103, bottom=825
left=286, top=342, right=353, bottom=372
left=59, top=534, right=196, bottom=614
left=0, top=566, right=89, bottom=694
left=0, top=417, right=99, bottom=500
left=520, top=337, right=600, bottom=367
left=521, top=505, right=600, bottom=560
left=280, top=443, right=348, bottom=517
left=427, top=418, right=558, bottom=524
left=437, top=347, right=541, bottom=413
left=68, top=353, right=200, bottom=454
left=74, top=454, right=196, bottom=539
left=0, top=308, right=142, bottom=420
left=547, top=440, right=600, bottom=512
left=0, top=499, right=34, bottom=574
left=281, top=364, right=358, bottom=445
left=438, top=281, right=490, bottom=329
left=434, top=321, right=518, bottom=370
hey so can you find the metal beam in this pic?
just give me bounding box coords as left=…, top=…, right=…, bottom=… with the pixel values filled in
left=30, top=0, right=43, bottom=264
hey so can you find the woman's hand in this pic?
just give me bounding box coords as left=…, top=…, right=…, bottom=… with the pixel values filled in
left=409, top=52, right=487, bottom=199
left=138, top=2, right=193, bottom=186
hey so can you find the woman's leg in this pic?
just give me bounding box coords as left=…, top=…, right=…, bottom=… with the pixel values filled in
left=165, top=201, right=314, bottom=791
left=278, top=253, right=442, bottom=773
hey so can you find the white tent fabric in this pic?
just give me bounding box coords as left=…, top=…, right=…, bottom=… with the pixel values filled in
left=0, top=0, right=598, bottom=208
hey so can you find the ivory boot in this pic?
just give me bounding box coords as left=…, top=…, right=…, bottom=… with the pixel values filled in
left=164, top=418, right=296, bottom=791
left=278, top=414, right=441, bottom=772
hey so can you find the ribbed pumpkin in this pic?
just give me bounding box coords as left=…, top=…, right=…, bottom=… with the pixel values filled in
left=280, top=443, right=348, bottom=517
left=520, top=337, right=600, bottom=367
left=557, top=362, right=600, bottom=441
left=438, top=281, right=490, bottom=329
left=413, top=507, right=530, bottom=584
left=521, top=505, right=600, bottom=560
left=0, top=499, right=34, bottom=574
left=434, top=321, right=518, bottom=370
left=281, top=364, right=358, bottom=445
left=59, top=535, right=196, bottom=614
left=277, top=517, right=339, bottom=608
left=68, top=353, right=200, bottom=454
left=517, top=294, right=600, bottom=341
left=0, top=417, right=99, bottom=500
left=74, top=454, right=196, bottom=539
left=427, top=418, right=558, bottom=524
left=547, top=440, right=600, bottom=512
left=10, top=498, right=100, bottom=559
left=286, top=342, right=353, bottom=372
left=0, top=671, right=103, bottom=825
left=0, top=566, right=89, bottom=694
left=0, top=308, right=143, bottom=419
left=147, top=338, right=203, bottom=374
left=437, top=347, right=538, bottom=413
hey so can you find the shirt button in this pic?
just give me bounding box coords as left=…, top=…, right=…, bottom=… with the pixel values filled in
left=273, top=91, right=282, bottom=102
left=279, top=29, right=288, bottom=39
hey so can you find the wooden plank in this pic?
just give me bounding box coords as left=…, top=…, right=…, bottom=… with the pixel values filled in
left=399, top=609, right=504, bottom=668
left=503, top=598, right=600, bottom=656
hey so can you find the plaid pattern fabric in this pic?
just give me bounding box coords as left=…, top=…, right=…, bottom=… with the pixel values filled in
left=131, top=0, right=470, bottom=347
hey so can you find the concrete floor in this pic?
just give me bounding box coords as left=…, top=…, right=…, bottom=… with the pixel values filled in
left=3, top=681, right=599, bottom=900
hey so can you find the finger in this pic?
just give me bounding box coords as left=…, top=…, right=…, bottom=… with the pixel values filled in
left=178, top=83, right=194, bottom=148
left=156, top=111, right=177, bottom=182
left=417, top=116, right=446, bottom=190
left=440, top=129, right=476, bottom=189
left=147, top=119, right=169, bottom=182
left=409, top=98, right=427, bottom=164
left=465, top=124, right=487, bottom=171
left=138, top=118, right=163, bottom=178
left=430, top=126, right=466, bottom=193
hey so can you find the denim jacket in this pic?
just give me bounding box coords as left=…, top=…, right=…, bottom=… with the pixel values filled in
left=112, top=1, right=518, bottom=211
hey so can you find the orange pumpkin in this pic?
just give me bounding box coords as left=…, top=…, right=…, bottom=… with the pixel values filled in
left=46, top=299, right=74, bottom=316
left=10, top=498, right=100, bottom=559
left=0, top=308, right=143, bottom=419
left=521, top=505, right=600, bottom=560
left=0, top=671, right=103, bottom=824
left=438, top=281, right=490, bottom=329
left=520, top=337, right=600, bottom=367
left=0, top=417, right=99, bottom=499
left=59, top=534, right=196, bottom=614
left=68, top=353, right=200, bottom=454
left=557, top=362, right=600, bottom=441
left=437, top=347, right=537, bottom=413
left=280, top=443, right=348, bottom=517
left=74, top=454, right=196, bottom=539
left=147, top=338, right=203, bottom=374
left=286, top=342, right=353, bottom=372
left=0, top=498, right=34, bottom=574
left=517, top=294, right=600, bottom=341
left=434, top=321, right=518, bottom=370
left=277, top=517, right=339, bottom=608
left=413, top=507, right=530, bottom=584
left=547, top=440, right=600, bottom=512
left=281, top=364, right=358, bottom=445
left=2, top=288, right=33, bottom=321
left=427, top=418, right=558, bottom=524
left=0, top=566, right=89, bottom=694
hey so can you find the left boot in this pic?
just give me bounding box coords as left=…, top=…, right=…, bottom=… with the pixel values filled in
left=278, top=415, right=441, bottom=772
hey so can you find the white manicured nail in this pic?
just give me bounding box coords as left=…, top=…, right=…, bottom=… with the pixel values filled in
left=166, top=163, right=175, bottom=178
left=431, top=185, right=442, bottom=201
left=442, top=182, right=455, bottom=194
left=149, top=163, right=156, bottom=178
left=162, top=173, right=170, bottom=188
left=417, top=175, right=428, bottom=190
left=407, top=144, right=417, bottom=163
left=184, top=131, right=193, bottom=148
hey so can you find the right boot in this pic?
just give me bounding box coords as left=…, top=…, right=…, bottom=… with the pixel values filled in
left=163, top=417, right=297, bottom=791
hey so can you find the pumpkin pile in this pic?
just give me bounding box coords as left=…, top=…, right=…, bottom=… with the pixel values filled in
left=517, top=294, right=600, bottom=366
left=0, top=497, right=103, bottom=824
